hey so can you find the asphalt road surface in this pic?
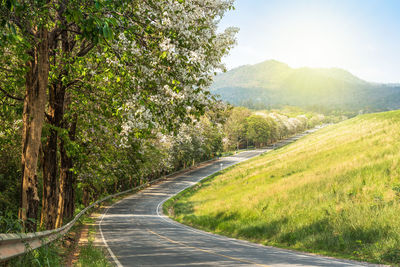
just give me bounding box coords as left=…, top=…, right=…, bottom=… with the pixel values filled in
left=99, top=132, right=380, bottom=267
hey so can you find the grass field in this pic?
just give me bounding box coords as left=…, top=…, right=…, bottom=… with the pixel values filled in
left=164, top=110, right=400, bottom=265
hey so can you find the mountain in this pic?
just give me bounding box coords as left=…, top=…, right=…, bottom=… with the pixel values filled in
left=210, top=60, right=400, bottom=111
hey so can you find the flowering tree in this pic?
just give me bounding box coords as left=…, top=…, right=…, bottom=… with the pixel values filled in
left=0, top=0, right=237, bottom=230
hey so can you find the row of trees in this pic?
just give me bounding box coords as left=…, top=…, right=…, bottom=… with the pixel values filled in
left=223, top=107, right=325, bottom=149
left=75, top=108, right=227, bottom=209
left=0, top=0, right=237, bottom=231
left=73, top=105, right=326, bottom=210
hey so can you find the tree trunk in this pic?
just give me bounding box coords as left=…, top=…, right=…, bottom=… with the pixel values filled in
left=82, top=185, right=90, bottom=207
left=41, top=86, right=61, bottom=229
left=41, top=79, right=68, bottom=229
left=41, top=125, right=59, bottom=229
left=42, top=15, right=73, bottom=229
left=62, top=156, right=76, bottom=219
left=61, top=114, right=77, bottom=222
left=55, top=136, right=74, bottom=228
left=19, top=28, right=49, bottom=231
left=52, top=69, right=77, bottom=228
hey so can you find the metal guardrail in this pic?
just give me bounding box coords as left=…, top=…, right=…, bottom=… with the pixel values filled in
left=0, top=158, right=218, bottom=262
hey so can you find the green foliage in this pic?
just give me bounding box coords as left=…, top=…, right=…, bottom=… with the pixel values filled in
left=246, top=115, right=274, bottom=147
left=0, top=111, right=21, bottom=215
left=0, top=211, right=23, bottom=233
left=223, top=107, right=251, bottom=150
left=9, top=243, right=62, bottom=267
left=75, top=244, right=111, bottom=267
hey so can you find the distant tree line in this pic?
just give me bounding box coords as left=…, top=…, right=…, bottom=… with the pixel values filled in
left=223, top=107, right=326, bottom=150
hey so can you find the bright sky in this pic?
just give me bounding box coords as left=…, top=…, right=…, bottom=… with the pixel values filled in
left=219, top=0, right=400, bottom=83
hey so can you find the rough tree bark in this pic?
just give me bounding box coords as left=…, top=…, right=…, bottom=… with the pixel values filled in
left=40, top=81, right=65, bottom=229
left=63, top=115, right=78, bottom=219
left=19, top=27, right=49, bottom=231
left=82, top=186, right=90, bottom=207
left=55, top=114, right=77, bottom=228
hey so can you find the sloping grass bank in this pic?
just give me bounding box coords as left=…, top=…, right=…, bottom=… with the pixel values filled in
left=164, top=110, right=400, bottom=265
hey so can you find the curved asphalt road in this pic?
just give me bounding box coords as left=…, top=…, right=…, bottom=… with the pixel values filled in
left=99, top=131, right=381, bottom=267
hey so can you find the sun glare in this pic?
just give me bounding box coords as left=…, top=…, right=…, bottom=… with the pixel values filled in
left=277, top=20, right=351, bottom=68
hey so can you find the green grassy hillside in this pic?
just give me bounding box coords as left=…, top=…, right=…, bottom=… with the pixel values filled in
left=165, top=110, right=400, bottom=265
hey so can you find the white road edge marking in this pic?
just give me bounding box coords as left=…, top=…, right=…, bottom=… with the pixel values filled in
left=99, top=201, right=124, bottom=267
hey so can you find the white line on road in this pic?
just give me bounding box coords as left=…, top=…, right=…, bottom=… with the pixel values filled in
left=99, top=201, right=124, bottom=267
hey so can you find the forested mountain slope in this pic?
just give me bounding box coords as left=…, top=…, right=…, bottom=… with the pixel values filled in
left=211, top=60, right=400, bottom=111
left=167, top=110, right=400, bottom=265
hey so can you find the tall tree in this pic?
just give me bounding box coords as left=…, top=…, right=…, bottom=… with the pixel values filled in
left=224, top=107, right=251, bottom=150
left=1, top=1, right=52, bottom=230
left=246, top=115, right=272, bottom=148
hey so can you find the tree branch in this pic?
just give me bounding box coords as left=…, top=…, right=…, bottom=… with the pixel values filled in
left=0, top=87, right=24, bottom=101
left=65, top=29, right=83, bottom=35
left=45, top=112, right=53, bottom=122
left=65, top=78, right=84, bottom=89
left=76, top=43, right=95, bottom=57
left=0, top=67, right=14, bottom=73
